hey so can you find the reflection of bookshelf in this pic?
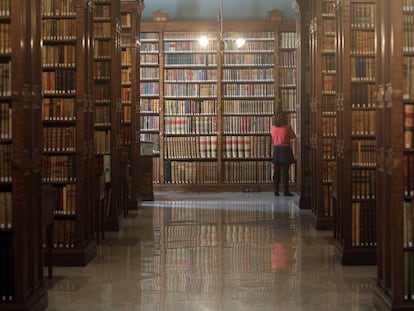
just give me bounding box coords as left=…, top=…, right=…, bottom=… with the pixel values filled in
left=374, top=0, right=414, bottom=309
left=333, top=0, right=377, bottom=265
left=41, top=0, right=96, bottom=266
left=141, top=201, right=282, bottom=310
left=93, top=0, right=123, bottom=230
left=120, top=0, right=145, bottom=209
left=0, top=1, right=48, bottom=310
left=308, top=0, right=337, bottom=229
left=140, top=10, right=297, bottom=191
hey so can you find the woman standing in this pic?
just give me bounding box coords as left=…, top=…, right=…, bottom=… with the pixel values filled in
left=271, top=111, right=296, bottom=196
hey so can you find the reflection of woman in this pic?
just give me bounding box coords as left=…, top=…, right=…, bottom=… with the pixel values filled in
left=270, top=111, right=296, bottom=196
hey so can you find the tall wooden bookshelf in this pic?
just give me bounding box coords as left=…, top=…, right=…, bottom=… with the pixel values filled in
left=374, top=0, right=414, bottom=309
left=41, top=0, right=96, bottom=266
left=120, top=0, right=145, bottom=209
left=333, top=0, right=377, bottom=265
left=295, top=0, right=312, bottom=210
left=308, top=0, right=337, bottom=229
left=0, top=0, right=48, bottom=310
left=140, top=10, right=297, bottom=191
left=93, top=0, right=123, bottom=230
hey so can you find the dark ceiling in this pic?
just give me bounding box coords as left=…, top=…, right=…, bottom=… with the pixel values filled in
left=141, top=0, right=297, bottom=22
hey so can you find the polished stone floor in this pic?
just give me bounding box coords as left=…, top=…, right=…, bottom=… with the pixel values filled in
left=45, top=191, right=377, bottom=311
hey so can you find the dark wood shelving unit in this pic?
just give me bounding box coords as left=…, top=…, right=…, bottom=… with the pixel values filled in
left=333, top=0, right=377, bottom=265
left=140, top=10, right=298, bottom=192
left=93, top=0, right=124, bottom=230
left=374, top=0, right=414, bottom=309
left=0, top=0, right=48, bottom=310
left=41, top=0, right=96, bottom=266
left=120, top=0, right=145, bottom=209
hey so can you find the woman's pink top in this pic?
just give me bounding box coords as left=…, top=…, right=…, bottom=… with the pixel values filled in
left=271, top=125, right=296, bottom=146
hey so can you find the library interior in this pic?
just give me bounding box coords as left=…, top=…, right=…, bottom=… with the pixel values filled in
left=0, top=0, right=413, bottom=310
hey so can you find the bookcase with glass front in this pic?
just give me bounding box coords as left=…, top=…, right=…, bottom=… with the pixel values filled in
left=308, top=0, right=337, bottom=229
left=140, top=10, right=296, bottom=191
left=93, top=0, right=123, bottom=229
left=41, top=0, right=96, bottom=266
left=374, top=0, right=414, bottom=309
left=333, top=0, right=377, bottom=265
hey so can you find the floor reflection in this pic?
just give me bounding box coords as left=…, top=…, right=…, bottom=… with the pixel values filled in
left=46, top=192, right=376, bottom=311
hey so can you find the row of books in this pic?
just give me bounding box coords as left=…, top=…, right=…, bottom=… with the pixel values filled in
left=51, top=220, right=75, bottom=248
left=139, top=82, right=160, bottom=96
left=140, top=54, right=159, bottom=65
left=92, top=2, right=110, bottom=19
left=94, top=130, right=110, bottom=154
left=94, top=61, right=110, bottom=79
left=164, top=83, right=217, bottom=98
left=140, top=115, right=159, bottom=131
left=165, top=69, right=216, bottom=82
left=323, top=137, right=336, bottom=160
left=323, top=36, right=335, bottom=52
left=41, top=19, right=76, bottom=41
left=93, top=84, right=111, bottom=102
left=351, top=169, right=376, bottom=200
left=405, top=154, right=414, bottom=197
left=322, top=160, right=336, bottom=183
left=322, top=74, right=336, bottom=93
left=280, top=89, right=297, bottom=111
left=165, top=136, right=217, bottom=159
left=121, top=126, right=132, bottom=145
left=222, top=83, right=274, bottom=97
left=0, top=103, right=11, bottom=139
left=351, top=139, right=376, bottom=166
left=164, top=41, right=217, bottom=53
left=95, top=106, right=110, bottom=125
left=322, top=116, right=337, bottom=136
left=164, top=160, right=218, bottom=184
left=404, top=57, right=414, bottom=99
left=223, top=54, right=273, bottom=66
left=279, top=68, right=297, bottom=86
left=164, top=116, right=217, bottom=135
left=222, top=68, right=274, bottom=81
left=323, top=184, right=334, bottom=216
left=121, top=87, right=132, bottom=103
left=279, top=51, right=296, bottom=68
left=223, top=115, right=272, bottom=134
left=120, top=12, right=132, bottom=29
left=404, top=15, right=414, bottom=52
left=53, top=184, right=76, bottom=215
left=322, top=1, right=335, bottom=17
left=41, top=0, right=75, bottom=16
left=223, top=161, right=273, bottom=184
left=0, top=144, right=13, bottom=183
left=121, top=67, right=132, bottom=84
left=404, top=200, right=414, bottom=247
left=93, top=41, right=111, bottom=58
left=279, top=32, right=297, bottom=49
left=42, top=70, right=76, bottom=94
left=404, top=252, right=414, bottom=300
left=0, top=236, right=13, bottom=301
left=223, top=99, right=274, bottom=114
left=403, top=0, right=414, bottom=12
left=140, top=67, right=159, bottom=80
left=350, top=3, right=375, bottom=29
left=121, top=48, right=132, bottom=66
left=122, top=105, right=131, bottom=122
left=42, top=45, right=75, bottom=67
left=222, top=135, right=272, bottom=159
left=0, top=0, right=9, bottom=17
left=0, top=61, right=11, bottom=96
left=351, top=84, right=376, bottom=108
left=140, top=99, right=160, bottom=113
left=43, top=127, right=76, bottom=152
left=140, top=42, right=159, bottom=53
left=0, top=24, right=10, bottom=53
left=351, top=202, right=376, bottom=247
left=350, top=31, right=376, bottom=55
left=0, top=192, right=11, bottom=228
left=42, top=155, right=76, bottom=182
left=93, top=22, right=111, bottom=39
left=165, top=54, right=217, bottom=67
left=164, top=99, right=216, bottom=115
left=350, top=57, right=376, bottom=81
left=322, top=55, right=336, bottom=73
left=323, top=19, right=336, bottom=36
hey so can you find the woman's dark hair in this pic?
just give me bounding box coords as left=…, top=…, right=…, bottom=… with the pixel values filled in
left=273, top=111, right=288, bottom=127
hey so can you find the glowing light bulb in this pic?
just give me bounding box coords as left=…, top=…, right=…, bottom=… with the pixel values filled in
left=235, top=38, right=245, bottom=48
left=199, top=36, right=209, bottom=47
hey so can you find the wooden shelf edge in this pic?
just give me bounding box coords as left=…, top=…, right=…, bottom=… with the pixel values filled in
left=334, top=239, right=376, bottom=265
left=47, top=240, right=97, bottom=267
left=373, top=285, right=414, bottom=311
